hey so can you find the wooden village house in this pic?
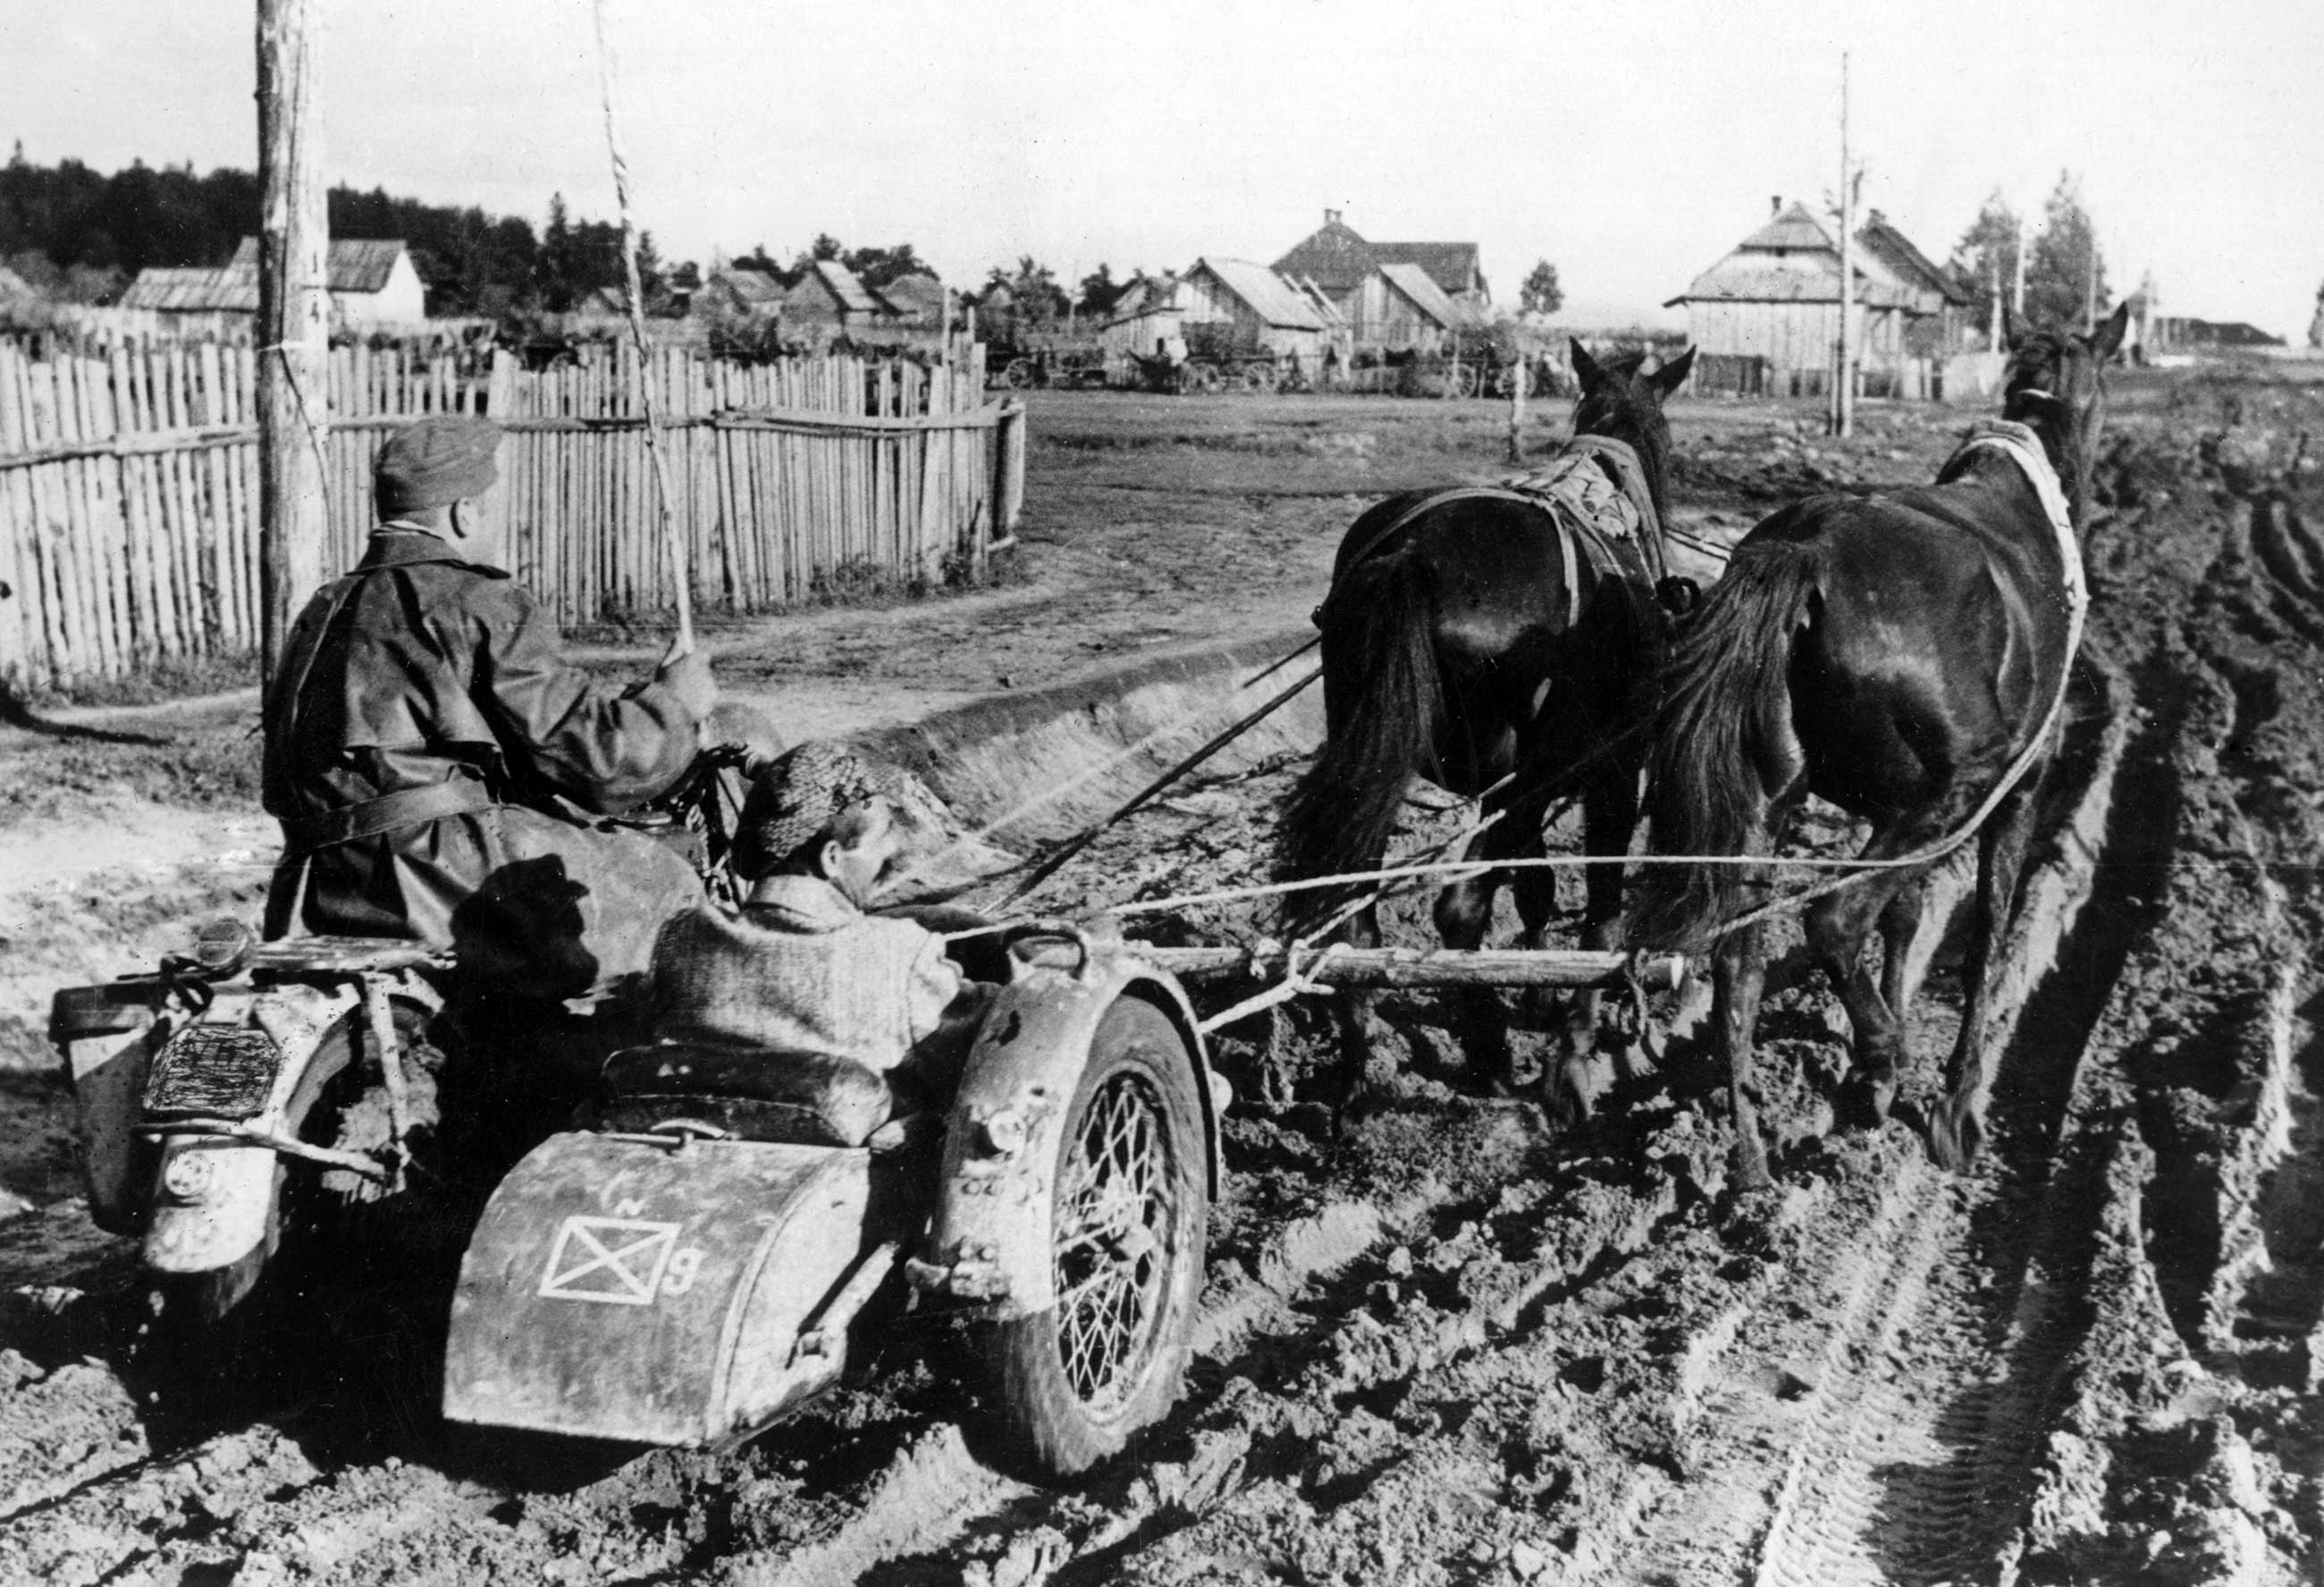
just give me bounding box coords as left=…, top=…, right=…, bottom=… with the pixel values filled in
left=1175, top=257, right=1347, bottom=364
left=782, top=259, right=905, bottom=341
left=873, top=273, right=947, bottom=328
left=695, top=265, right=789, bottom=322
left=120, top=238, right=427, bottom=332
left=1665, top=199, right=1973, bottom=399
left=1095, top=273, right=1187, bottom=358
left=1271, top=210, right=1488, bottom=351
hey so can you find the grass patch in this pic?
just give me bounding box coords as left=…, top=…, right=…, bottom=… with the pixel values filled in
left=0, top=726, right=262, bottom=824
left=16, top=648, right=260, bottom=710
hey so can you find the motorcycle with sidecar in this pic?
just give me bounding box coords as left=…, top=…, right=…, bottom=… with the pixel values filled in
left=442, top=920, right=1221, bottom=1475
left=49, top=750, right=1223, bottom=1476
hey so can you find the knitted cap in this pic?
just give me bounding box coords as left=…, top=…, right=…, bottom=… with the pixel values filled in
left=375, top=416, right=503, bottom=516
left=737, top=742, right=883, bottom=877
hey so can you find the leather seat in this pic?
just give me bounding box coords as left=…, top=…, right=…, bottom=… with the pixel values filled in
left=598, top=1041, right=897, bottom=1148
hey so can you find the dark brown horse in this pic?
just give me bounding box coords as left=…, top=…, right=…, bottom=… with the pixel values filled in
left=1632, top=304, right=2129, bottom=1189
left=1276, top=340, right=1696, bottom=1121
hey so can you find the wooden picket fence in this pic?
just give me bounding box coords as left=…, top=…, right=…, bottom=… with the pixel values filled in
left=0, top=335, right=1026, bottom=686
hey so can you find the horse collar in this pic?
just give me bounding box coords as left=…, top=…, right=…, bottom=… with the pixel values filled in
left=1943, top=421, right=2086, bottom=622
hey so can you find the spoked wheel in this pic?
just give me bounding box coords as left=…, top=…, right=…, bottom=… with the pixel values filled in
left=989, top=996, right=1208, bottom=1478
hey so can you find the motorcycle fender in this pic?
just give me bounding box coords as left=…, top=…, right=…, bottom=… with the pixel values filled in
left=64, top=1020, right=171, bottom=1236
left=924, top=951, right=1220, bottom=1321
left=142, top=1142, right=282, bottom=1273
left=443, top=1133, right=907, bottom=1447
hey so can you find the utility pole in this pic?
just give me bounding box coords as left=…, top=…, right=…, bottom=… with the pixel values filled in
left=2084, top=226, right=2099, bottom=332
left=1828, top=50, right=1854, bottom=438
left=2011, top=214, right=2027, bottom=321
left=256, top=0, right=329, bottom=686
left=1989, top=252, right=2003, bottom=350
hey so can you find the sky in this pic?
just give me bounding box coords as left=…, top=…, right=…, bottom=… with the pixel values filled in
left=4, top=0, right=2320, bottom=337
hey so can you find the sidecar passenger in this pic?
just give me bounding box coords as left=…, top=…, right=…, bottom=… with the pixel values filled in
left=598, top=743, right=992, bottom=1146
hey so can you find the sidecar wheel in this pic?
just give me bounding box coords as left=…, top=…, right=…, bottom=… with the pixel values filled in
left=988, top=996, right=1207, bottom=1479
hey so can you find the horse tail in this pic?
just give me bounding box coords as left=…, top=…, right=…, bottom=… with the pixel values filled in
left=1631, top=542, right=1819, bottom=952
left=1277, top=547, right=1444, bottom=918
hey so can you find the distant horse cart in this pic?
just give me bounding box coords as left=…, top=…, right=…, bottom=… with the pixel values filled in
left=988, top=343, right=1112, bottom=390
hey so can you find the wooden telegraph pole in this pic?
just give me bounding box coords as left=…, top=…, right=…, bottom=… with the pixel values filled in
left=256, top=0, right=329, bottom=685
left=1828, top=51, right=1855, bottom=439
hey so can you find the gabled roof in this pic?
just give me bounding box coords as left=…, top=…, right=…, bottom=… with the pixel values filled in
left=119, top=265, right=257, bottom=312
left=1857, top=213, right=1974, bottom=306
left=1377, top=260, right=1458, bottom=328
left=1664, top=264, right=1916, bottom=309
left=1190, top=257, right=1326, bottom=330
left=709, top=266, right=788, bottom=306
left=1286, top=273, right=1347, bottom=328
left=809, top=259, right=885, bottom=315
left=228, top=236, right=410, bottom=293
left=1667, top=200, right=1932, bottom=309
left=874, top=273, right=946, bottom=316
left=1736, top=202, right=1833, bottom=253
left=1371, top=241, right=1484, bottom=297
left=1100, top=273, right=1183, bottom=324
left=1272, top=214, right=1378, bottom=295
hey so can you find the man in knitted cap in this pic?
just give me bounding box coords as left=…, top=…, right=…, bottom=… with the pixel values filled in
left=653, top=743, right=990, bottom=1087
left=263, top=414, right=720, bottom=1008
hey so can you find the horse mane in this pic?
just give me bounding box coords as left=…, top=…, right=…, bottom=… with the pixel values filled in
left=2000, top=330, right=2103, bottom=525
left=1570, top=355, right=1676, bottom=523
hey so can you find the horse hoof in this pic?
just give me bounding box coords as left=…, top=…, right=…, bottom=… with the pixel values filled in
left=1836, top=1071, right=1898, bottom=1130
left=1925, top=1101, right=1986, bottom=1172
left=1541, top=1077, right=1593, bottom=1136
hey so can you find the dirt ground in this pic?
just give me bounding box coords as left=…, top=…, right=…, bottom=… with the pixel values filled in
left=0, top=366, right=2320, bottom=1584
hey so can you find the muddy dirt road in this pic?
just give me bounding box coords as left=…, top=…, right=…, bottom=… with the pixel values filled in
left=1, top=371, right=2320, bottom=1583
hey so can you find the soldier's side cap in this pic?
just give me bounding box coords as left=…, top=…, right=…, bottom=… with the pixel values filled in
left=375, top=415, right=503, bottom=516
left=737, top=742, right=885, bottom=876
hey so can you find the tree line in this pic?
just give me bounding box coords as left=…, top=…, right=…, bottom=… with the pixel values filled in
left=0, top=146, right=669, bottom=317
left=1947, top=172, right=2117, bottom=335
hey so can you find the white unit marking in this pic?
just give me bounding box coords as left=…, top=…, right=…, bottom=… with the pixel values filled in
left=538, top=1215, right=686, bottom=1305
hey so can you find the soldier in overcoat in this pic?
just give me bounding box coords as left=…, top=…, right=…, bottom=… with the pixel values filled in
left=264, top=416, right=718, bottom=1005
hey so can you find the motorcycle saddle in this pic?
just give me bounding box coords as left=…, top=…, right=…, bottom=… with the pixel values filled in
left=597, top=1040, right=898, bottom=1149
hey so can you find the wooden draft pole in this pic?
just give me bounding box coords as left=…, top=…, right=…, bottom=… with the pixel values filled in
left=256, top=0, right=329, bottom=684
left=1828, top=50, right=1855, bottom=439
left=592, top=0, right=693, bottom=653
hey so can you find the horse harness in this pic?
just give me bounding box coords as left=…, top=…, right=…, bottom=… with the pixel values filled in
left=1321, top=434, right=1667, bottom=630
left=1700, top=418, right=2090, bottom=945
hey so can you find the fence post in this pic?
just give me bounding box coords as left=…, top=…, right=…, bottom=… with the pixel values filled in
left=1505, top=354, right=1527, bottom=465
left=994, top=399, right=1027, bottom=546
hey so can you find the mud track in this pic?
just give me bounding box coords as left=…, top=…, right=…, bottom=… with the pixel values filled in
left=1, top=380, right=2321, bottom=1583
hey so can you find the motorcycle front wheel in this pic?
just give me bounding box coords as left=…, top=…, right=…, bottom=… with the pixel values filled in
left=985, top=995, right=1208, bottom=1479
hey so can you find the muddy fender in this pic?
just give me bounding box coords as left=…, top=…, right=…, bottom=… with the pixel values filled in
left=443, top=1133, right=907, bottom=1447
left=143, top=1144, right=283, bottom=1273
left=52, top=979, right=176, bottom=1234
left=919, top=930, right=1220, bottom=1319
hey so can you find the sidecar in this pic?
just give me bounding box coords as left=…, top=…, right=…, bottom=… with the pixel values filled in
left=441, top=923, right=1224, bottom=1478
